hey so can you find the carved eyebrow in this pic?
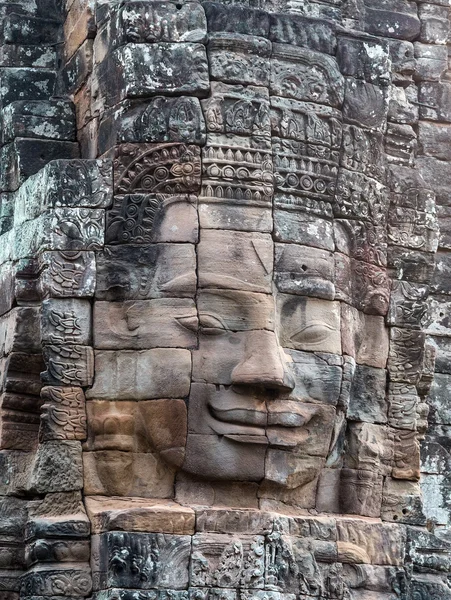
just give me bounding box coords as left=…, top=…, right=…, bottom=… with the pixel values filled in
left=199, top=274, right=269, bottom=292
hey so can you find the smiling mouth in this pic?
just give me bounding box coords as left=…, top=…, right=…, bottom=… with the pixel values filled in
left=206, top=385, right=313, bottom=446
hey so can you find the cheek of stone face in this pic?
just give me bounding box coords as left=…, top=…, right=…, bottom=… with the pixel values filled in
left=138, top=399, right=188, bottom=468
left=192, top=331, right=246, bottom=386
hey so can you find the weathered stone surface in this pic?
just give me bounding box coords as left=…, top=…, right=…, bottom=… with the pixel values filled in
left=86, top=349, right=191, bottom=400
left=28, top=441, right=83, bottom=494
left=95, top=244, right=197, bottom=301
left=208, top=33, right=271, bottom=87
left=364, top=4, right=420, bottom=40
left=41, top=344, right=94, bottom=387
left=343, top=78, right=388, bottom=130
left=39, top=386, right=87, bottom=442
left=0, top=68, right=56, bottom=105
left=198, top=289, right=275, bottom=332
left=105, top=194, right=198, bottom=245
left=113, top=142, right=201, bottom=196
left=341, top=304, right=389, bottom=368
left=0, top=0, right=450, bottom=593
left=0, top=139, right=79, bottom=192
left=85, top=496, right=195, bottom=534
left=274, top=207, right=335, bottom=251
left=335, top=253, right=390, bottom=316
left=348, top=364, right=388, bottom=424
left=41, top=298, right=91, bottom=346
left=277, top=295, right=341, bottom=354
left=198, top=230, right=273, bottom=293
left=270, top=44, right=344, bottom=107
left=93, top=299, right=197, bottom=349
left=337, top=35, right=390, bottom=86
left=190, top=533, right=265, bottom=587
left=92, top=532, right=191, bottom=590
left=274, top=243, right=335, bottom=300
left=204, top=2, right=269, bottom=38
left=101, top=97, right=206, bottom=149
left=100, top=1, right=207, bottom=49
left=2, top=100, right=76, bottom=143
left=95, top=43, right=210, bottom=108
left=84, top=451, right=176, bottom=498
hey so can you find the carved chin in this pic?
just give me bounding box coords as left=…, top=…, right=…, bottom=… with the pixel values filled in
left=96, top=451, right=134, bottom=496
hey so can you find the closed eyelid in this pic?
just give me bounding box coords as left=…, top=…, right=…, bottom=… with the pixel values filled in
left=290, top=322, right=334, bottom=343
left=198, top=313, right=228, bottom=330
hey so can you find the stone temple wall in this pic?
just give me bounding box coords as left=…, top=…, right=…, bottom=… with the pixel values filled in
left=2, top=0, right=451, bottom=598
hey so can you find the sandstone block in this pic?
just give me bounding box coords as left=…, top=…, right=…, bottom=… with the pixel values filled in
left=85, top=496, right=195, bottom=535
left=183, top=434, right=266, bottom=481
left=208, top=33, right=271, bottom=87
left=42, top=344, right=94, bottom=387
left=343, top=78, right=388, bottom=130
left=205, top=2, right=269, bottom=37
left=341, top=304, right=389, bottom=368
left=105, top=194, right=198, bottom=245
left=190, top=533, right=265, bottom=588
left=198, top=229, right=273, bottom=293
left=92, top=532, right=191, bottom=590
left=2, top=100, right=76, bottom=144
left=41, top=298, right=92, bottom=346
left=198, top=289, right=275, bottom=332
left=28, top=441, right=83, bottom=494
left=270, top=12, right=336, bottom=54
left=95, top=43, right=210, bottom=108
left=348, top=364, right=388, bottom=424
left=286, top=349, right=342, bottom=406
left=277, top=295, right=341, bottom=355
left=271, top=43, right=344, bottom=108
left=274, top=243, right=335, bottom=300
left=95, top=244, right=197, bottom=301
left=93, top=298, right=197, bottom=349
left=86, top=349, right=191, bottom=400
left=83, top=451, right=176, bottom=498
left=40, top=386, right=87, bottom=441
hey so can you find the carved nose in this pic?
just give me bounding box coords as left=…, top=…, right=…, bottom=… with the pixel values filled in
left=231, top=330, right=295, bottom=392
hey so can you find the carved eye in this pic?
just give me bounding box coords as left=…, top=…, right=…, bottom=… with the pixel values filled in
left=291, top=323, right=334, bottom=345
left=199, top=314, right=227, bottom=335
left=176, top=315, right=198, bottom=332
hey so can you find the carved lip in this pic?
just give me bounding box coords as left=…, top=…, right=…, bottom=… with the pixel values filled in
left=209, top=406, right=267, bottom=427
left=206, top=386, right=311, bottom=442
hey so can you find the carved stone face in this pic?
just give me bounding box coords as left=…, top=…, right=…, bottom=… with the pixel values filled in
left=82, top=2, right=436, bottom=517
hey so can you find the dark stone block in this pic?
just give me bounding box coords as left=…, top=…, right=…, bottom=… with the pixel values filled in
left=269, top=12, right=337, bottom=55
left=2, top=100, right=76, bottom=143
left=95, top=244, right=196, bottom=301
left=364, top=6, right=421, bottom=40
left=0, top=139, right=79, bottom=192
left=343, top=78, right=388, bottom=130
left=92, top=532, right=191, bottom=590
left=203, top=1, right=269, bottom=37
left=388, top=246, right=435, bottom=284
left=95, top=43, right=210, bottom=108
left=25, top=518, right=90, bottom=541
left=337, top=35, right=390, bottom=86
left=3, top=14, right=62, bottom=45
left=0, top=44, right=57, bottom=68
left=408, top=527, right=451, bottom=573
left=348, top=364, right=388, bottom=423
left=98, top=97, right=206, bottom=154
left=0, top=68, right=56, bottom=106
